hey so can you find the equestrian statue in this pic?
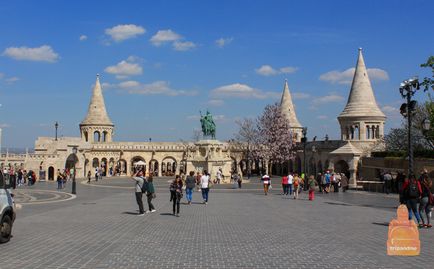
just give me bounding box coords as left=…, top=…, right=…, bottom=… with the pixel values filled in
left=200, top=110, right=216, bottom=139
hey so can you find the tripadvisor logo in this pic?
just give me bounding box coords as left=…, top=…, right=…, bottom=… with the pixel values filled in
left=387, top=205, right=420, bottom=256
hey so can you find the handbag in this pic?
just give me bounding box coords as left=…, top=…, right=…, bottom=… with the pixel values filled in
left=429, top=192, right=434, bottom=206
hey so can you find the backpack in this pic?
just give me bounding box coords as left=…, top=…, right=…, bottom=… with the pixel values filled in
left=407, top=179, right=419, bottom=198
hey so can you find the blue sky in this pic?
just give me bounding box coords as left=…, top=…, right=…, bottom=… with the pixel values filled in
left=0, top=0, right=433, bottom=148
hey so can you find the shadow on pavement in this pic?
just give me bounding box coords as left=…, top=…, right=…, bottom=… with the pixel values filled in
left=121, top=211, right=140, bottom=215
left=372, top=222, right=389, bottom=227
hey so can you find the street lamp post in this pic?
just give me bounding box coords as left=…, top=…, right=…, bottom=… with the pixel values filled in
left=55, top=121, right=59, bottom=141
left=399, top=77, right=420, bottom=176
left=71, top=147, right=77, bottom=195
left=247, top=141, right=251, bottom=179
left=301, top=127, right=308, bottom=190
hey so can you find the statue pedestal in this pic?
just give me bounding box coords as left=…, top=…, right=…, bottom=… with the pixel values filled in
left=186, top=140, right=233, bottom=182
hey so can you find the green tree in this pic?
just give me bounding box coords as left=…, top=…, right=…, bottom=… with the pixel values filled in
left=420, top=56, right=434, bottom=91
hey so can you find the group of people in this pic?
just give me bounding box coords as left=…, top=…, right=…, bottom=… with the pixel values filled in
left=56, top=168, right=74, bottom=189
left=132, top=170, right=156, bottom=215
left=400, top=171, right=433, bottom=228
left=2, top=166, right=38, bottom=187
left=132, top=170, right=213, bottom=217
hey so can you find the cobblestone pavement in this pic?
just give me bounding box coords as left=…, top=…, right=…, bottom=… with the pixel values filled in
left=1, top=177, right=433, bottom=269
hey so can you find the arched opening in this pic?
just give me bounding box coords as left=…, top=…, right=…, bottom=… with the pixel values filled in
left=84, top=159, right=89, bottom=177
left=48, top=166, right=55, bottom=181
left=317, top=160, right=323, bottom=174
left=231, top=158, right=237, bottom=173
left=239, top=159, right=247, bottom=176
left=149, top=159, right=159, bottom=177
left=92, top=158, right=99, bottom=168
left=309, top=157, right=316, bottom=176
left=102, top=131, right=108, bottom=142
left=109, top=158, right=115, bottom=176
left=84, top=131, right=88, bottom=142
left=131, top=156, right=146, bottom=174
left=334, top=160, right=350, bottom=179
left=295, top=156, right=302, bottom=174
left=118, top=159, right=127, bottom=175
left=162, top=157, right=177, bottom=176
left=101, top=158, right=107, bottom=176
left=65, top=154, right=79, bottom=175
left=288, top=159, right=294, bottom=173
left=179, top=159, right=187, bottom=175
left=94, top=131, right=101, bottom=142
left=325, top=159, right=330, bottom=172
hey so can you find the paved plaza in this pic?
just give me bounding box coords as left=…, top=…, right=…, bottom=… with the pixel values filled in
left=1, top=177, right=433, bottom=269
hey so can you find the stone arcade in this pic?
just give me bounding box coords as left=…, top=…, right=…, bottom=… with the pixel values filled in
left=0, top=49, right=385, bottom=186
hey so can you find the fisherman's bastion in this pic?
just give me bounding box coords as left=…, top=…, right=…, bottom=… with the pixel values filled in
left=0, top=49, right=400, bottom=187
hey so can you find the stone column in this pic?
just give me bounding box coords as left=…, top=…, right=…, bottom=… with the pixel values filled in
left=359, top=121, right=366, bottom=141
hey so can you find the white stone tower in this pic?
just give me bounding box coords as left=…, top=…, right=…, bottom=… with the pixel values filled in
left=280, top=79, right=303, bottom=142
left=79, top=75, right=114, bottom=143
left=337, top=48, right=386, bottom=144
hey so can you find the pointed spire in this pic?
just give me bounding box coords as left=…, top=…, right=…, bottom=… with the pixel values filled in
left=280, top=80, right=302, bottom=128
left=81, top=75, right=113, bottom=126
left=339, top=48, right=385, bottom=118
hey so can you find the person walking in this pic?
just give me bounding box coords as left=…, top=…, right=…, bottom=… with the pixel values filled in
left=383, top=171, right=392, bottom=194
left=396, top=171, right=406, bottom=204
left=316, top=173, right=323, bottom=193
left=288, top=172, right=294, bottom=195
left=146, top=176, right=156, bottom=213
left=308, top=175, right=316, bottom=201
left=419, top=174, right=432, bottom=228
left=87, top=171, right=91, bottom=183
left=293, top=174, right=300, bottom=199
left=261, top=174, right=271, bottom=195
left=56, top=172, right=63, bottom=190
left=170, top=175, right=183, bottom=216
left=95, top=168, right=99, bottom=182
left=333, top=173, right=341, bottom=192
left=185, top=171, right=196, bottom=204
left=132, top=170, right=145, bottom=215
left=237, top=173, right=242, bottom=189
left=281, top=174, right=289, bottom=195
left=401, top=174, right=423, bottom=227
left=340, top=173, right=349, bottom=192
left=200, top=170, right=211, bottom=204
left=324, top=171, right=331, bottom=193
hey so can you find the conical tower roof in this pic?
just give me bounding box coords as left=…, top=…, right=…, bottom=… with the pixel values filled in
left=81, top=75, right=113, bottom=126
left=339, top=48, right=385, bottom=119
left=280, top=79, right=302, bottom=128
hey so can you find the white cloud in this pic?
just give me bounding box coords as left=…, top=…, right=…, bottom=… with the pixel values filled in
left=293, top=92, right=310, bottom=99
left=0, top=73, right=4, bottom=79
left=79, top=35, right=88, bottom=41
left=255, top=65, right=298, bottom=76
left=0, top=123, right=10, bottom=128
left=105, top=24, right=146, bottom=42
left=2, top=45, right=59, bottom=62
left=5, top=77, right=19, bottom=83
left=256, top=65, right=278, bottom=76
left=317, top=115, right=328, bottom=120
left=280, top=66, right=298, bottom=74
left=104, top=59, right=143, bottom=78
left=211, top=83, right=279, bottom=99
left=116, top=80, right=197, bottom=96
left=311, top=94, right=345, bottom=106
left=173, top=41, right=196, bottom=51
left=215, top=37, right=233, bottom=48
left=319, top=67, right=389, bottom=84
left=150, top=29, right=181, bottom=46
left=208, top=99, right=224, bottom=106
left=367, top=68, right=389, bottom=81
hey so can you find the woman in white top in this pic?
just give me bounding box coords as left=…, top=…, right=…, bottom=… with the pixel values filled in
left=200, top=170, right=211, bottom=204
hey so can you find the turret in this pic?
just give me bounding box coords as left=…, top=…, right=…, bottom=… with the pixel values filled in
left=338, top=49, right=386, bottom=142
left=79, top=75, right=114, bottom=143
left=280, top=79, right=303, bottom=142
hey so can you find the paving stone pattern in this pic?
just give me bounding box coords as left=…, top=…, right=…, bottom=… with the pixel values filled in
left=1, top=178, right=433, bottom=269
